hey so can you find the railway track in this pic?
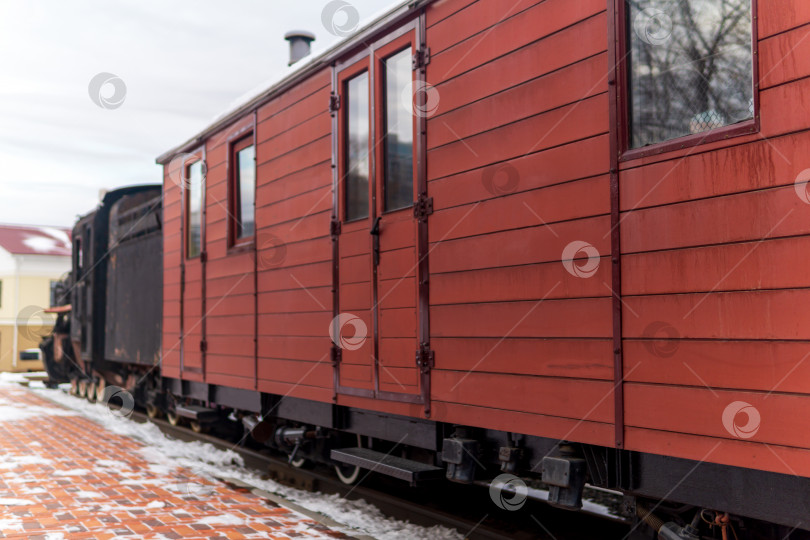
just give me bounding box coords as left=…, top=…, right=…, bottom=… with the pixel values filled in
left=128, top=410, right=632, bottom=539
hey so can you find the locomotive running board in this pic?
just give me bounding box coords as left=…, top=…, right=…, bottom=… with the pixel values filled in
left=330, top=447, right=444, bottom=485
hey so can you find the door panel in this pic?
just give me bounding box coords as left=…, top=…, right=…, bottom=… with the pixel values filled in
left=181, top=154, right=206, bottom=375
left=334, top=26, right=423, bottom=402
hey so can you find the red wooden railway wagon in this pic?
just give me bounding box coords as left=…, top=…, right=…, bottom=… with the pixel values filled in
left=157, top=0, right=810, bottom=534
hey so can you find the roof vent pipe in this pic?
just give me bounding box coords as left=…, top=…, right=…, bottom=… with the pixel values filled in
left=284, top=31, right=316, bottom=66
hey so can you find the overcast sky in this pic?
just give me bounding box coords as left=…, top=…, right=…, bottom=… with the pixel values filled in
left=0, top=0, right=393, bottom=228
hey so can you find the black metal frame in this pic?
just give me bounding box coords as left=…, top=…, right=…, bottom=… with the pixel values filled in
left=161, top=371, right=810, bottom=531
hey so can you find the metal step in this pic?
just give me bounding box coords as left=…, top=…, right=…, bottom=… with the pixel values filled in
left=330, top=447, right=444, bottom=484
left=175, top=404, right=219, bottom=423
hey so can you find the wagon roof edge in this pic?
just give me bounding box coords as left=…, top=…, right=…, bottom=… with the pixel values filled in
left=155, top=0, right=434, bottom=165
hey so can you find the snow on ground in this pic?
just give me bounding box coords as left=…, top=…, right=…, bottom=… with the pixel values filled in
left=0, top=516, right=24, bottom=533
left=33, top=386, right=463, bottom=540
left=0, top=498, right=35, bottom=505
left=0, top=371, right=47, bottom=384
left=0, top=377, right=78, bottom=422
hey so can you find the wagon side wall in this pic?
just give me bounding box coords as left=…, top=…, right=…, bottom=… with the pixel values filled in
left=424, top=0, right=615, bottom=447
left=619, top=0, right=810, bottom=477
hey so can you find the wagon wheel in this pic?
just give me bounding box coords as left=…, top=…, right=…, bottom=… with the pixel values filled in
left=166, top=410, right=185, bottom=427
left=334, top=434, right=362, bottom=485
left=86, top=380, right=97, bottom=403
left=189, top=421, right=209, bottom=434
left=334, top=462, right=362, bottom=484
left=95, top=378, right=106, bottom=404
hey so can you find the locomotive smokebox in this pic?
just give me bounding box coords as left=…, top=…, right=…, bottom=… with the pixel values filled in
left=284, top=31, right=315, bottom=66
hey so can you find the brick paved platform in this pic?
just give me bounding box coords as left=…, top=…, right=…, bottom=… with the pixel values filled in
left=0, top=383, right=347, bottom=539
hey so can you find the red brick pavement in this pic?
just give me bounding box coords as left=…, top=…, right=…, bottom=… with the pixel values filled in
left=0, top=383, right=348, bottom=539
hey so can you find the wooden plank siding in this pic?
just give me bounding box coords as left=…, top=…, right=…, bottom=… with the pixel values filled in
left=423, top=0, right=614, bottom=447
left=618, top=0, right=810, bottom=476
left=162, top=162, right=182, bottom=380
left=253, top=68, right=334, bottom=403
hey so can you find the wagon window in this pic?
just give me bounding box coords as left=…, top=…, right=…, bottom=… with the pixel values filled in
left=233, top=137, right=256, bottom=240
left=186, top=160, right=204, bottom=258
left=345, top=71, right=370, bottom=221
left=626, top=0, right=754, bottom=148
left=383, top=48, right=414, bottom=212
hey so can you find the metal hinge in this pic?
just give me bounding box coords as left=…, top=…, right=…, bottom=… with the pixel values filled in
left=413, top=194, right=434, bottom=221
left=329, top=92, right=340, bottom=113
left=200, top=340, right=207, bottom=353
left=331, top=345, right=342, bottom=367
left=413, top=47, right=431, bottom=70
left=330, top=218, right=342, bottom=237
left=415, top=343, right=434, bottom=374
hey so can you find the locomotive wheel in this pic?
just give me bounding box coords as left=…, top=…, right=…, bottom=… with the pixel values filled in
left=95, top=378, right=106, bottom=403
left=86, top=380, right=97, bottom=403
left=290, top=455, right=308, bottom=469
left=69, top=378, right=79, bottom=396
left=146, top=403, right=162, bottom=419
left=77, top=379, right=87, bottom=398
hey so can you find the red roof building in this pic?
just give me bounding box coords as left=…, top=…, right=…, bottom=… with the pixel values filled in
left=0, top=224, right=71, bottom=257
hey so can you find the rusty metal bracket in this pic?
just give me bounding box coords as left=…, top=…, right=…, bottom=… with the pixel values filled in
left=330, top=218, right=342, bottom=237
left=415, top=343, right=434, bottom=374
left=329, top=92, right=340, bottom=113
left=416, top=343, right=434, bottom=417
left=413, top=194, right=433, bottom=221
left=412, top=47, right=431, bottom=70
left=330, top=346, right=342, bottom=368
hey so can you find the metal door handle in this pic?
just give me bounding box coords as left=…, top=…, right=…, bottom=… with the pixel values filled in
left=370, top=217, right=381, bottom=266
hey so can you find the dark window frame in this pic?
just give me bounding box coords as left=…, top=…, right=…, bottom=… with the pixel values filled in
left=338, top=57, right=372, bottom=224
left=228, top=133, right=256, bottom=250
left=336, top=26, right=417, bottom=224
left=184, top=157, right=205, bottom=259
left=377, top=40, right=416, bottom=214
left=617, top=0, right=760, bottom=161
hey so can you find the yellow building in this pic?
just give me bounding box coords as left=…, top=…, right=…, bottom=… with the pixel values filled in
left=0, top=225, right=71, bottom=372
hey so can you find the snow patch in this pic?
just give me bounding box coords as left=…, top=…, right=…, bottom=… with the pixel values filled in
left=38, top=226, right=71, bottom=247
left=22, top=235, right=61, bottom=253
left=0, top=498, right=34, bottom=506
left=73, top=491, right=103, bottom=498
left=0, top=517, right=23, bottom=532
left=0, top=454, right=52, bottom=469
left=0, top=403, right=78, bottom=422
left=54, top=468, right=89, bottom=476
left=196, top=514, right=245, bottom=526
left=0, top=372, right=30, bottom=384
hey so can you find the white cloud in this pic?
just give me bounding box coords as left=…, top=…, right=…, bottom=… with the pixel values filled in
left=0, top=0, right=390, bottom=227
